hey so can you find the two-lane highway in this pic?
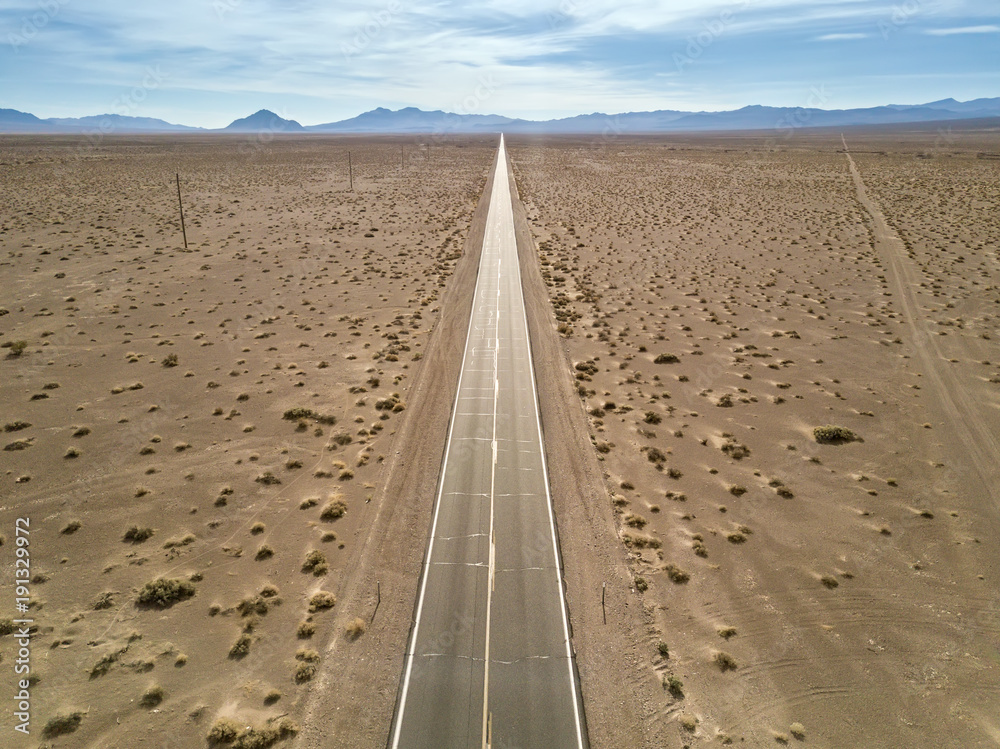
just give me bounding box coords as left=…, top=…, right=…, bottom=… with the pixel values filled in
left=389, top=136, right=587, bottom=748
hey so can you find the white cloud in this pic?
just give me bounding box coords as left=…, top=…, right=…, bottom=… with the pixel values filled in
left=924, top=25, right=1000, bottom=35
left=816, top=32, right=869, bottom=40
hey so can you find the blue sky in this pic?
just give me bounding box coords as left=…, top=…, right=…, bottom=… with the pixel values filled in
left=1, top=0, right=997, bottom=127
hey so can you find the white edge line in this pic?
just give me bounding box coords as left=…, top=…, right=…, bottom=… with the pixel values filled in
left=503, top=138, right=587, bottom=748
left=389, top=136, right=502, bottom=749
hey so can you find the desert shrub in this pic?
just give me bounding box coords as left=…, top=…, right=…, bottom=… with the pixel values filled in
left=61, top=520, right=82, bottom=534
left=634, top=576, right=649, bottom=592
left=720, top=438, right=750, bottom=460
left=229, top=633, right=252, bottom=658
left=250, top=522, right=265, bottom=535
left=643, top=411, right=661, bottom=424
left=283, top=408, right=336, bottom=425
left=663, top=564, right=690, bottom=583
left=308, top=591, right=336, bottom=612
left=657, top=641, right=669, bottom=658
left=646, top=447, right=667, bottom=464
left=162, top=353, right=179, bottom=367
left=297, top=620, right=316, bottom=638
left=124, top=526, right=154, bottom=543
left=728, top=485, right=747, bottom=497
left=264, top=689, right=282, bottom=705
left=255, top=544, right=274, bottom=561
left=4, top=420, right=31, bottom=432
left=42, top=711, right=83, bottom=738
left=623, top=512, right=646, bottom=528
left=813, top=425, right=859, bottom=443
left=137, top=578, right=195, bottom=607
left=140, top=685, right=165, bottom=707
left=255, top=472, right=281, bottom=485
left=320, top=500, right=347, bottom=521
left=207, top=717, right=240, bottom=743
left=654, top=353, right=679, bottom=364
left=665, top=674, right=684, bottom=698
left=294, top=661, right=316, bottom=683
left=302, top=550, right=328, bottom=575
left=718, top=626, right=738, bottom=640
left=789, top=722, right=806, bottom=739
left=820, top=574, right=840, bottom=589
left=714, top=651, right=738, bottom=671
left=622, top=532, right=661, bottom=549
left=8, top=340, right=28, bottom=357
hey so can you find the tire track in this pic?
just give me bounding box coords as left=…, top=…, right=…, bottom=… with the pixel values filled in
left=842, top=135, right=1000, bottom=501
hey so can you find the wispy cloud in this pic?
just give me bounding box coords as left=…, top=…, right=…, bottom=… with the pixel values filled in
left=816, top=32, right=869, bottom=40
left=924, top=25, right=1000, bottom=35
left=0, top=0, right=996, bottom=124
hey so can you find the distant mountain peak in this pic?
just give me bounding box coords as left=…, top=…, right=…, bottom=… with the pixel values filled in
left=224, top=109, right=304, bottom=132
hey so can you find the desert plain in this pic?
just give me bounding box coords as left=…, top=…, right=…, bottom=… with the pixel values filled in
left=1, top=125, right=999, bottom=748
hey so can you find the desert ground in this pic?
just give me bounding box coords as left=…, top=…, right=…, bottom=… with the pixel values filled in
left=2, top=126, right=999, bottom=748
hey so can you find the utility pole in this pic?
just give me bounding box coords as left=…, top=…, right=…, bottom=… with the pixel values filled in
left=175, top=173, right=188, bottom=249
left=348, top=151, right=353, bottom=191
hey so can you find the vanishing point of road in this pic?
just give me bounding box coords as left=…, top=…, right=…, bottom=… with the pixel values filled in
left=388, top=136, right=588, bottom=749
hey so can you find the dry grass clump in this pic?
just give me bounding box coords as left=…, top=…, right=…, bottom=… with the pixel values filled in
left=136, top=578, right=195, bottom=607
left=345, top=617, right=367, bottom=640
left=789, top=722, right=806, bottom=739
left=813, top=425, right=859, bottom=443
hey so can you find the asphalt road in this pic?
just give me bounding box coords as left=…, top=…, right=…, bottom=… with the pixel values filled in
left=389, top=137, right=586, bottom=749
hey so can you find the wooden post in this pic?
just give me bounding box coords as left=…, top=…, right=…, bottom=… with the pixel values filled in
left=348, top=151, right=353, bottom=191
left=371, top=580, right=381, bottom=623
left=602, top=582, right=606, bottom=625
left=400, top=143, right=404, bottom=172
left=175, top=173, right=188, bottom=250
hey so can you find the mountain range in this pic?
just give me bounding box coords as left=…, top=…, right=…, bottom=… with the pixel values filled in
left=2, top=98, right=998, bottom=135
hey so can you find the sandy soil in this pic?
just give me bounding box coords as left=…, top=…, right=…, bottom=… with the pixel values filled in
left=0, top=134, right=494, bottom=747
left=508, top=127, right=1000, bottom=747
